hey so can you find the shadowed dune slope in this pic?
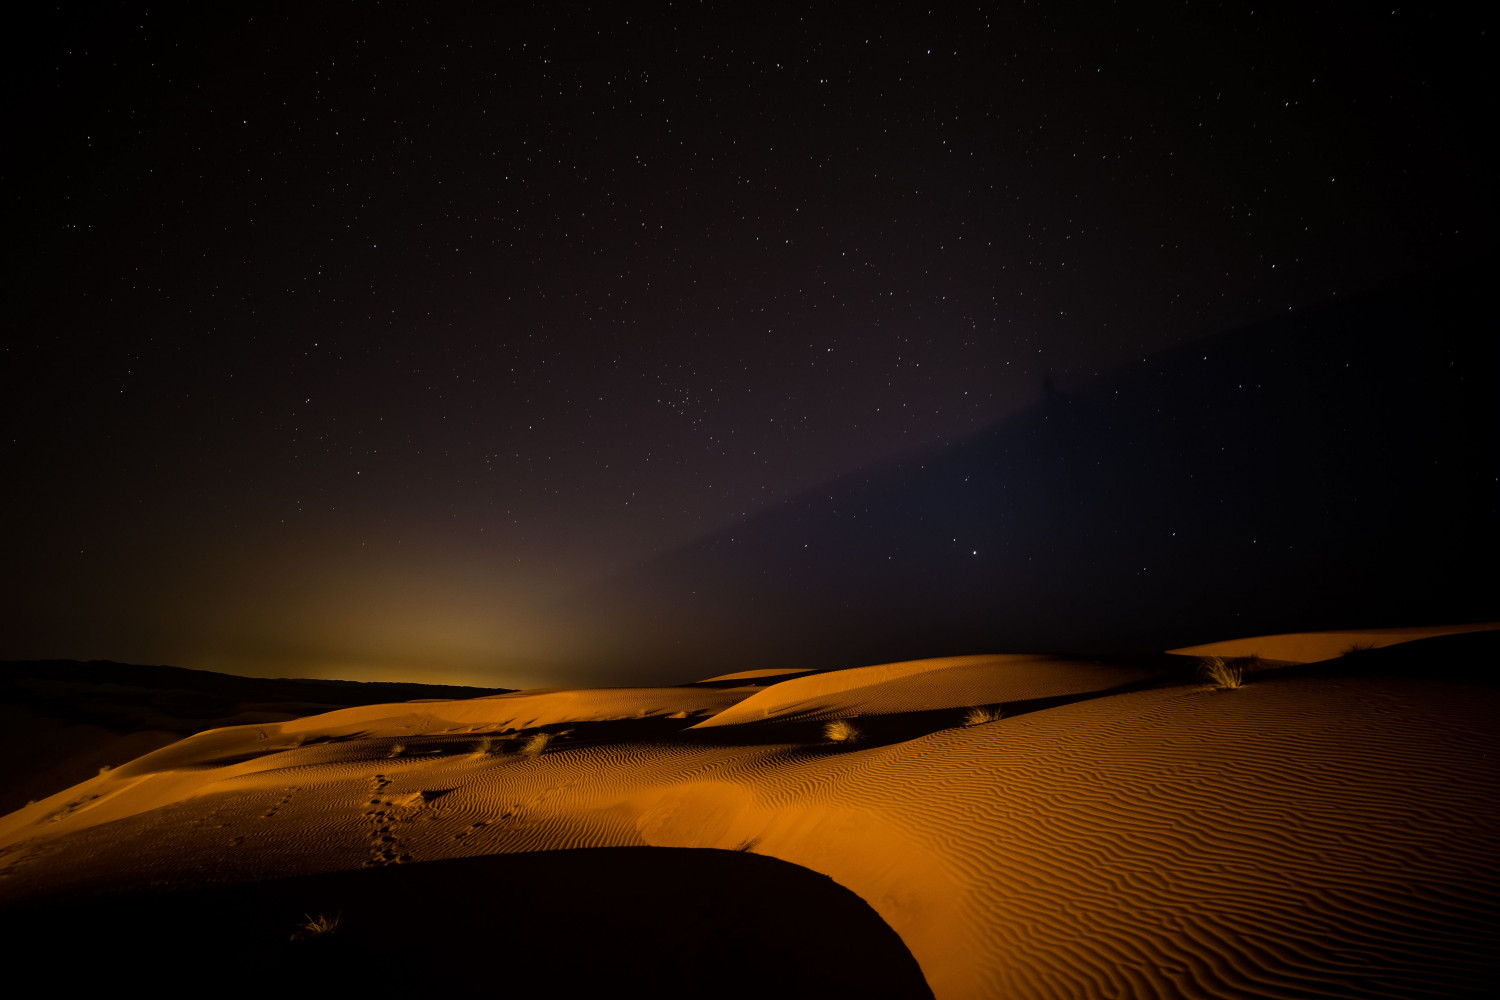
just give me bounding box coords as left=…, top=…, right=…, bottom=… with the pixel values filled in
left=0, top=847, right=932, bottom=999
left=692, top=667, right=820, bottom=686
left=1, top=626, right=1497, bottom=998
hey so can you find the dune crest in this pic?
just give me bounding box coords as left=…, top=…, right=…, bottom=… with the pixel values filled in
left=1169, top=621, right=1500, bottom=662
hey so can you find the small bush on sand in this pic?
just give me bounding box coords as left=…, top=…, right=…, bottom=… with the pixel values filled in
left=473, top=736, right=498, bottom=755
left=291, top=913, right=340, bottom=941
left=521, top=732, right=552, bottom=756
left=1198, top=656, right=1243, bottom=690
left=386, top=743, right=406, bottom=758
left=823, top=719, right=861, bottom=743
left=963, top=705, right=1003, bottom=727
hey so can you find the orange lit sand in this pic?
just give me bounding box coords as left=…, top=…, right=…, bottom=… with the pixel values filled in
left=2, top=624, right=1496, bottom=997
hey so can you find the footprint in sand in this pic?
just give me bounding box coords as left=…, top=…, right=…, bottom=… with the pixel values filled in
left=42, top=793, right=101, bottom=824
left=453, top=819, right=489, bottom=842
left=186, top=805, right=226, bottom=831
left=0, top=843, right=41, bottom=880
left=259, top=786, right=297, bottom=820
left=0, top=834, right=73, bottom=881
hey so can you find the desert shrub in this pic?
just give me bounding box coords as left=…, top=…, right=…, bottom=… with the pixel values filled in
left=520, top=732, right=552, bottom=756
left=291, top=913, right=340, bottom=941
left=823, top=719, right=861, bottom=743
left=386, top=743, right=406, bottom=758
left=963, top=705, right=1003, bottom=727
left=1197, top=655, right=1243, bottom=690
left=473, top=736, right=498, bottom=755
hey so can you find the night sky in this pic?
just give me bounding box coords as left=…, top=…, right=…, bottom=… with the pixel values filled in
left=5, top=2, right=1493, bottom=688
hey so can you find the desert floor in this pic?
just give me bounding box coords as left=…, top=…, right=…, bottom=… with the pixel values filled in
left=2, top=624, right=1497, bottom=998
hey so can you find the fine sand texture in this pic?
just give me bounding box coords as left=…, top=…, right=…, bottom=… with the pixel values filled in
left=1, top=625, right=1497, bottom=997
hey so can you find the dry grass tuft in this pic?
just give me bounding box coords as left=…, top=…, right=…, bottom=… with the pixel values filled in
left=963, top=705, right=1003, bottom=727
left=823, top=719, right=861, bottom=743
left=1197, top=655, right=1244, bottom=690
left=520, top=732, right=552, bottom=756
left=386, top=743, right=406, bottom=758
left=291, top=913, right=341, bottom=941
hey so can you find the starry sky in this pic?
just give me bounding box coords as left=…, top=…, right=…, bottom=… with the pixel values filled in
left=4, top=2, right=1492, bottom=688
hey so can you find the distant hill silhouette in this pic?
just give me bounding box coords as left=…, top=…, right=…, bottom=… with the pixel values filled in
left=569, top=268, right=1497, bottom=679
left=1, top=659, right=511, bottom=718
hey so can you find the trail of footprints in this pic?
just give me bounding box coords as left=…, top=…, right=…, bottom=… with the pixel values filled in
left=259, top=787, right=296, bottom=821
left=452, top=818, right=490, bottom=843
left=362, top=774, right=413, bottom=867
left=0, top=840, right=55, bottom=882
left=0, top=791, right=106, bottom=881
left=181, top=801, right=243, bottom=847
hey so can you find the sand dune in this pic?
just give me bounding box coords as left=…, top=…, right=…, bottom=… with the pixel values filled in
left=0, top=659, right=509, bottom=815
left=1169, top=621, right=1500, bottom=663
left=1, top=626, right=1497, bottom=997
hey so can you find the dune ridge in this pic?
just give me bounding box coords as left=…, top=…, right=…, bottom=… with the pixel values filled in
left=690, top=653, right=1165, bottom=728
left=1, top=624, right=1496, bottom=997
left=1168, top=621, right=1500, bottom=663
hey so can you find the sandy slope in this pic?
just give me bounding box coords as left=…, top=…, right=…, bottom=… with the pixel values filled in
left=1, top=626, right=1496, bottom=997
